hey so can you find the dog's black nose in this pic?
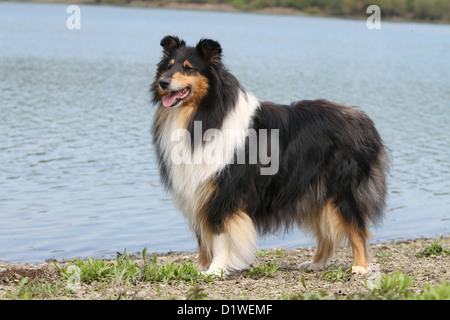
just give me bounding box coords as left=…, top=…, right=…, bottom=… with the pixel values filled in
left=159, top=78, right=170, bottom=90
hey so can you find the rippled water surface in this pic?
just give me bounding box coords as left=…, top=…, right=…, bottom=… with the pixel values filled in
left=1, top=3, right=449, bottom=263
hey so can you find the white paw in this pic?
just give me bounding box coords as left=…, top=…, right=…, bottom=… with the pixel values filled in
left=298, top=261, right=326, bottom=271
left=197, top=264, right=208, bottom=272
left=351, top=265, right=368, bottom=275
left=201, top=266, right=226, bottom=277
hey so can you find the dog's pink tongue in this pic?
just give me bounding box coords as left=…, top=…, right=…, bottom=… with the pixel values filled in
left=162, top=90, right=181, bottom=108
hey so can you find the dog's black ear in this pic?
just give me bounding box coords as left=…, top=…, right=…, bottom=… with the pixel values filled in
left=160, top=35, right=185, bottom=57
left=196, top=38, right=222, bottom=64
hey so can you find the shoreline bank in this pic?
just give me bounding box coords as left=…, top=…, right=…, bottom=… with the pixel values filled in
left=1, top=236, right=448, bottom=299
left=10, top=0, right=450, bottom=24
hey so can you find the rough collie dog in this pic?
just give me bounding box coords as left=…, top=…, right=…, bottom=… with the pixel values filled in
left=151, top=36, right=388, bottom=275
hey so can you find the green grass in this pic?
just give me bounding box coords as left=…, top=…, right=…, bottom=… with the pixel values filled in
left=281, top=271, right=450, bottom=300
left=186, top=286, right=208, bottom=300
left=256, top=249, right=285, bottom=256
left=4, top=246, right=449, bottom=300
left=374, top=249, right=393, bottom=258
left=322, top=266, right=351, bottom=283
left=280, top=290, right=334, bottom=300
left=360, top=271, right=449, bottom=300
left=245, top=261, right=279, bottom=279
left=417, top=241, right=450, bottom=257
left=7, top=277, right=66, bottom=300
left=361, top=271, right=413, bottom=299
left=414, top=281, right=450, bottom=300
left=56, top=248, right=218, bottom=285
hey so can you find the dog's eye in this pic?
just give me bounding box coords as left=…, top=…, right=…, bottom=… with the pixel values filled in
left=183, top=60, right=194, bottom=71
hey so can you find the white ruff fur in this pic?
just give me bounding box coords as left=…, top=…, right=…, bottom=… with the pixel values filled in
left=157, top=89, right=259, bottom=273
left=158, top=89, right=259, bottom=221
left=205, top=211, right=257, bottom=275
left=156, top=91, right=260, bottom=274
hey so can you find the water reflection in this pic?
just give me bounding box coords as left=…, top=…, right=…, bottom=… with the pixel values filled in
left=0, top=2, right=449, bottom=262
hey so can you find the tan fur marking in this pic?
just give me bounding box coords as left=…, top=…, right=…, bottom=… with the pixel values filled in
left=194, top=180, right=217, bottom=267
left=175, top=104, right=195, bottom=130
left=154, top=71, right=207, bottom=131
left=197, top=236, right=210, bottom=270
left=347, top=226, right=371, bottom=269
left=307, top=200, right=370, bottom=270
left=183, top=60, right=193, bottom=69
left=156, top=71, right=208, bottom=114
left=153, top=107, right=171, bottom=137
left=171, top=72, right=209, bottom=106
left=311, top=236, right=334, bottom=265
left=164, top=72, right=208, bottom=129
left=171, top=72, right=194, bottom=84
left=224, top=210, right=253, bottom=234
left=350, top=235, right=366, bottom=268
left=189, top=74, right=209, bottom=107
left=322, top=201, right=348, bottom=243
left=310, top=201, right=346, bottom=265
left=197, top=223, right=214, bottom=269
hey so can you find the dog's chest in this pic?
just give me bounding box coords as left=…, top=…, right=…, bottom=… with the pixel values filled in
left=157, top=90, right=259, bottom=217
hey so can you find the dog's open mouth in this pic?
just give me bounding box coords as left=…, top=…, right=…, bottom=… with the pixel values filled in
left=162, top=87, right=190, bottom=108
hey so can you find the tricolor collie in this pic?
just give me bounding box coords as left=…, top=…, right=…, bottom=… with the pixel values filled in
left=151, top=36, right=388, bottom=275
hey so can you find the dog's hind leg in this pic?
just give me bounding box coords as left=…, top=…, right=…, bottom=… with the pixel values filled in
left=298, top=232, right=335, bottom=271
left=204, top=211, right=257, bottom=275
left=298, top=199, right=371, bottom=274
left=347, top=227, right=371, bottom=275
left=298, top=200, right=346, bottom=271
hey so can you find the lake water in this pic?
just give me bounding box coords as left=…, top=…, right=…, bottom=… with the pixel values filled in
left=1, top=2, right=449, bottom=263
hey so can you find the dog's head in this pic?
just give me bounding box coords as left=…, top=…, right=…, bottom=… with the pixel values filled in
left=152, top=36, right=222, bottom=108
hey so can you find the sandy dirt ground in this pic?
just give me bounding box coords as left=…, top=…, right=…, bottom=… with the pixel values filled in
left=0, top=236, right=448, bottom=300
